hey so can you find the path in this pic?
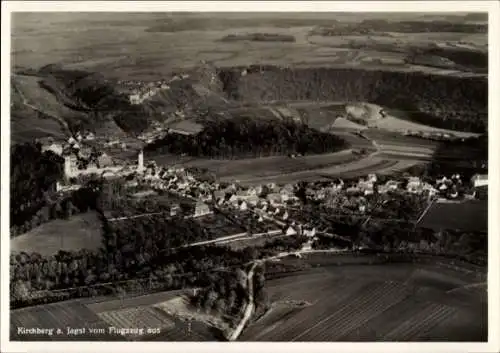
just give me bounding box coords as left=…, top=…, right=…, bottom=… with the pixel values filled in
left=228, top=262, right=257, bottom=341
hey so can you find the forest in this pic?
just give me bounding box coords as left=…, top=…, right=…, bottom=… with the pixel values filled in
left=188, top=264, right=268, bottom=331
left=310, top=19, right=487, bottom=36
left=219, top=66, right=487, bottom=133
left=145, top=116, right=349, bottom=159
left=10, top=143, right=64, bottom=228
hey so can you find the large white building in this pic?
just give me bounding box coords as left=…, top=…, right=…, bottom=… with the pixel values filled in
left=471, top=174, right=488, bottom=188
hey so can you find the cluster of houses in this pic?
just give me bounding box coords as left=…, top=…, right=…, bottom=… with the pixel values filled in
left=127, top=74, right=190, bottom=105
left=212, top=183, right=298, bottom=210
left=402, top=130, right=460, bottom=141
left=304, top=172, right=487, bottom=204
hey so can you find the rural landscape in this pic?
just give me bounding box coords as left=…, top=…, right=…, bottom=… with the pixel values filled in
left=8, top=11, right=488, bottom=343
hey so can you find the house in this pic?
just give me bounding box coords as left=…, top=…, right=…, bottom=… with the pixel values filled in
left=407, top=177, right=422, bottom=193
left=367, top=174, right=377, bottom=183
left=267, top=193, right=282, bottom=205
left=246, top=195, right=260, bottom=206
left=471, top=174, right=488, bottom=188
left=213, top=190, right=226, bottom=200
left=246, top=187, right=258, bottom=196
left=303, top=227, right=316, bottom=238
left=239, top=201, right=248, bottom=211
left=285, top=226, right=297, bottom=236
left=41, top=142, right=64, bottom=156
left=78, top=148, right=92, bottom=160
left=194, top=201, right=211, bottom=217
left=254, top=185, right=264, bottom=196
left=266, top=183, right=278, bottom=192
left=439, top=184, right=448, bottom=191
left=422, top=183, right=439, bottom=197
left=125, top=180, right=139, bottom=188
left=228, top=194, right=239, bottom=205
left=346, top=186, right=361, bottom=194
left=279, top=191, right=290, bottom=202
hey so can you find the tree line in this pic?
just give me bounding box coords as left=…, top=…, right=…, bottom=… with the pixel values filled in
left=145, top=116, right=349, bottom=159
left=220, top=67, right=487, bottom=133
left=10, top=143, right=64, bottom=229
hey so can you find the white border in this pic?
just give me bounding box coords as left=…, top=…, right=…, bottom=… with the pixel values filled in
left=1, top=2, right=499, bottom=353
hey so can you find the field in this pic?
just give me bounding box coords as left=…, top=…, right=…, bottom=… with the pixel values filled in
left=11, top=13, right=486, bottom=178
left=241, top=256, right=486, bottom=341
left=152, top=148, right=363, bottom=182
left=419, top=200, right=488, bottom=232
left=11, top=289, right=217, bottom=341
left=12, top=13, right=486, bottom=81
left=9, top=253, right=486, bottom=342
left=10, top=300, right=119, bottom=341
left=10, top=212, right=104, bottom=256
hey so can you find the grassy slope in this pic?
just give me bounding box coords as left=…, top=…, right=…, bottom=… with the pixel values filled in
left=10, top=211, right=104, bottom=256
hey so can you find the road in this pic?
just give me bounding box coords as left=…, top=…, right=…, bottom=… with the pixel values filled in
left=229, top=248, right=353, bottom=341
left=228, top=262, right=257, bottom=341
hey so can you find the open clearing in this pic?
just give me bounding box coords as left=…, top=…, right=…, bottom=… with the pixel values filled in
left=10, top=212, right=104, bottom=256
left=241, top=257, right=486, bottom=341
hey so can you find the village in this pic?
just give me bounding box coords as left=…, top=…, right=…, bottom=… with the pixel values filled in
left=36, top=131, right=488, bottom=253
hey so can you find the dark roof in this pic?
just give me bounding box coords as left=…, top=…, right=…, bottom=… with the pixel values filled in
left=419, top=200, right=487, bottom=233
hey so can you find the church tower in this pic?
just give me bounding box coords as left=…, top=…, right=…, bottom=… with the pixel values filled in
left=137, top=149, right=144, bottom=173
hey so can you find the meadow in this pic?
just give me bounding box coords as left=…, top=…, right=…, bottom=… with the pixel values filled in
left=10, top=212, right=104, bottom=256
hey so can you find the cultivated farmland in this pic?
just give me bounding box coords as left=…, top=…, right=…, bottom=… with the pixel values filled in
left=240, top=256, right=486, bottom=341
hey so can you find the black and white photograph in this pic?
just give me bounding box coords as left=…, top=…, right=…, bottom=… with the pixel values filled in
left=1, top=1, right=498, bottom=352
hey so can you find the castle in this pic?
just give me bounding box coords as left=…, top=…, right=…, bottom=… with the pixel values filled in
left=63, top=149, right=145, bottom=179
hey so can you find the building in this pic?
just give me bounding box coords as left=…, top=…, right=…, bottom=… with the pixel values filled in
left=97, top=153, right=113, bottom=168
left=130, top=94, right=141, bottom=105
left=285, top=226, right=298, bottom=236
left=471, top=174, right=488, bottom=188
left=137, top=150, right=145, bottom=173
left=194, top=201, right=211, bottom=217
left=63, top=155, right=78, bottom=179
left=41, top=142, right=63, bottom=156
left=267, top=193, right=282, bottom=205
left=169, top=203, right=181, bottom=216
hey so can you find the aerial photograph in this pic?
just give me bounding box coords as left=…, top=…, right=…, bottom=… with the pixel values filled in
left=8, top=10, right=488, bottom=342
